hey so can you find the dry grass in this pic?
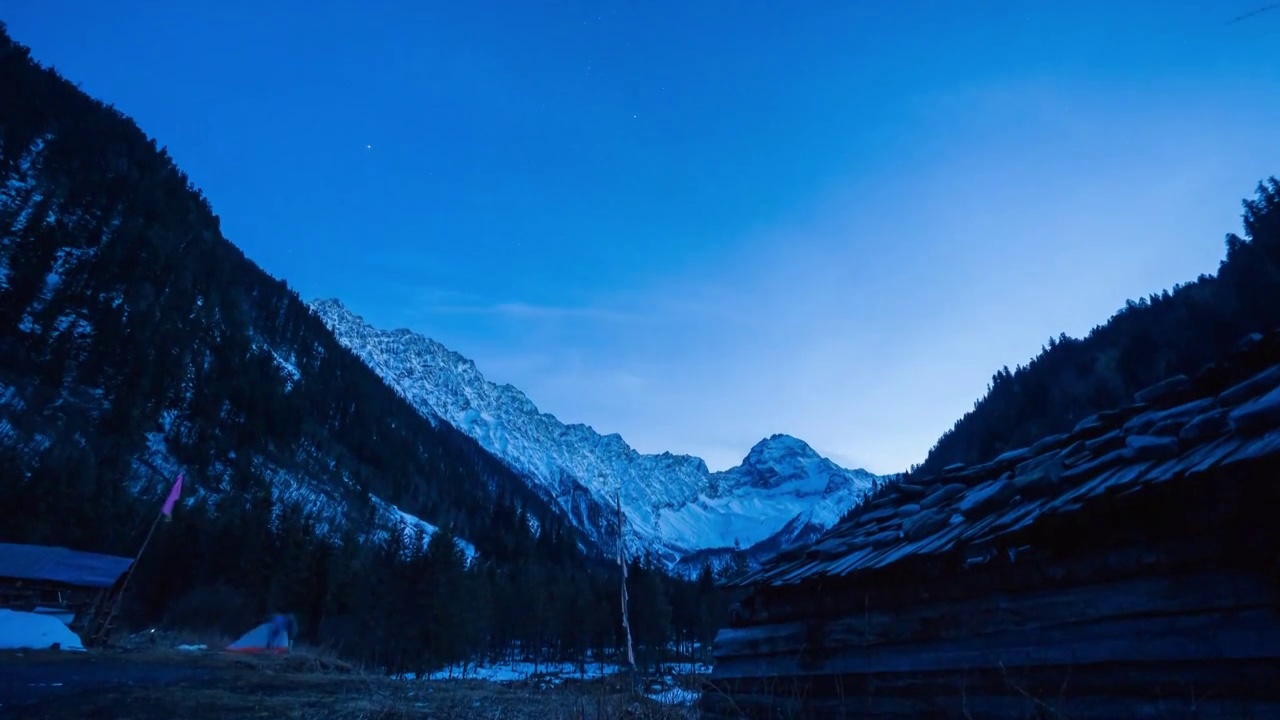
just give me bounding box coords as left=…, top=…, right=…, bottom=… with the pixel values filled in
left=0, top=647, right=700, bottom=720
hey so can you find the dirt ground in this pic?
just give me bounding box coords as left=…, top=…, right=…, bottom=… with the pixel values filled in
left=0, top=648, right=701, bottom=720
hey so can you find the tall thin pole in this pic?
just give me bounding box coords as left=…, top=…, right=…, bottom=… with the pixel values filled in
left=92, top=511, right=161, bottom=646
left=616, top=491, right=637, bottom=690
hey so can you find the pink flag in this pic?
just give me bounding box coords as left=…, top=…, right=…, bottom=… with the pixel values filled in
left=160, top=473, right=183, bottom=519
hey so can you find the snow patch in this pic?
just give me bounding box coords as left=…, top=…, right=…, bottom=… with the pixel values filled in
left=0, top=609, right=86, bottom=651
left=370, top=499, right=479, bottom=563
left=647, top=686, right=700, bottom=706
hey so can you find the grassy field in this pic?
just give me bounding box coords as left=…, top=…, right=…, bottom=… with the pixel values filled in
left=0, top=648, right=703, bottom=720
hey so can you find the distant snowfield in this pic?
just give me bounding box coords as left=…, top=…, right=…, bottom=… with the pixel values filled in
left=656, top=461, right=860, bottom=552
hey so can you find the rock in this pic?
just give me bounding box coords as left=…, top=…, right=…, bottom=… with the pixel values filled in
left=1229, top=384, right=1280, bottom=436
left=1059, top=440, right=1086, bottom=460
left=1014, top=473, right=1057, bottom=500
left=1062, top=451, right=1093, bottom=468
left=1060, top=447, right=1131, bottom=482
left=1217, top=365, right=1280, bottom=408
left=1122, top=411, right=1159, bottom=435
left=857, top=506, right=898, bottom=526
left=991, top=446, right=1034, bottom=466
left=1098, top=404, right=1148, bottom=425
left=956, top=478, right=1017, bottom=518
left=942, top=462, right=966, bottom=474
left=1123, top=397, right=1215, bottom=435
left=1236, top=331, right=1265, bottom=354
left=1148, top=418, right=1189, bottom=437
left=920, top=483, right=967, bottom=510
left=868, top=495, right=898, bottom=510
left=1029, top=432, right=1071, bottom=455
left=1069, top=414, right=1108, bottom=440
left=1013, top=456, right=1064, bottom=499
left=1084, top=429, right=1125, bottom=455
left=892, top=483, right=930, bottom=500
left=1179, top=408, right=1230, bottom=444
left=1124, top=435, right=1180, bottom=461
left=1190, top=362, right=1231, bottom=395
left=896, top=503, right=922, bottom=518
left=807, top=537, right=849, bottom=559
left=1060, top=438, right=1093, bottom=467
left=1134, top=374, right=1192, bottom=406
left=947, top=460, right=1000, bottom=486
left=867, top=529, right=903, bottom=548
left=1015, top=449, right=1062, bottom=478
left=903, top=509, right=949, bottom=541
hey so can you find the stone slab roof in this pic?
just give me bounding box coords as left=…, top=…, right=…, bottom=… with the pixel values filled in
left=740, top=331, right=1280, bottom=588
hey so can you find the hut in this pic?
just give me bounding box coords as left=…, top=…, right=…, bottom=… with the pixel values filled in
left=702, top=331, right=1280, bottom=719
left=0, top=542, right=133, bottom=642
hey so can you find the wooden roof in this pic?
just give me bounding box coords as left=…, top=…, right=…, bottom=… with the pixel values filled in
left=739, top=331, right=1280, bottom=589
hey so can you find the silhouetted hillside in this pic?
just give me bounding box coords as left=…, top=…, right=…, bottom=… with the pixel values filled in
left=919, top=178, right=1280, bottom=474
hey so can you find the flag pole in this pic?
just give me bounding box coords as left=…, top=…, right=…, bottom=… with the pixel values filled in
left=90, top=510, right=160, bottom=646
left=616, top=490, right=637, bottom=693
left=90, top=473, right=182, bottom=646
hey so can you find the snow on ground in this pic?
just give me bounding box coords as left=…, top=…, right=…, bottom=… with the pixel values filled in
left=646, top=686, right=701, bottom=705
left=261, top=344, right=301, bottom=390
left=393, top=657, right=709, bottom=706
left=471, top=658, right=615, bottom=682
left=0, top=610, right=86, bottom=651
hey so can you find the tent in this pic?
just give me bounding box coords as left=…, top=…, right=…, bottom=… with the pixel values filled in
left=225, top=621, right=291, bottom=653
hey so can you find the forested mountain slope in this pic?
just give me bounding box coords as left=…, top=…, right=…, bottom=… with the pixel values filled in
left=0, top=19, right=560, bottom=560
left=0, top=23, right=721, bottom=671
left=919, top=178, right=1280, bottom=474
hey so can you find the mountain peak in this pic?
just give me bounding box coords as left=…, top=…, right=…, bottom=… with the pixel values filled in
left=311, top=297, right=351, bottom=315
left=746, top=433, right=818, bottom=460
left=311, top=301, right=887, bottom=571
left=737, top=434, right=822, bottom=477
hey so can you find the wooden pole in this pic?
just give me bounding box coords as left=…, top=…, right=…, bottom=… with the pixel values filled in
left=91, top=510, right=162, bottom=647
left=617, top=491, right=638, bottom=693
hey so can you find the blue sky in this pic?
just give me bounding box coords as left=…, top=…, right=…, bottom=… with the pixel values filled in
left=5, top=0, right=1279, bottom=473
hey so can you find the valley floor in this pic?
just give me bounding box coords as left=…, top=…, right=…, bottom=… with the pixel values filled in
left=0, top=648, right=701, bottom=720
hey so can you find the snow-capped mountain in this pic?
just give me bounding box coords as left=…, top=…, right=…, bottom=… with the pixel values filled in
left=311, top=298, right=886, bottom=570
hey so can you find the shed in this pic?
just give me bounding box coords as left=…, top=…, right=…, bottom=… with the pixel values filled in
left=702, top=331, right=1280, bottom=719
left=0, top=542, right=133, bottom=639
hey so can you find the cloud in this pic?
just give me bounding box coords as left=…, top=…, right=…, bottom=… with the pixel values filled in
left=422, top=301, right=641, bottom=323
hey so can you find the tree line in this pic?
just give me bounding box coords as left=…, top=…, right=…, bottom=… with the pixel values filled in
left=917, top=178, right=1280, bottom=475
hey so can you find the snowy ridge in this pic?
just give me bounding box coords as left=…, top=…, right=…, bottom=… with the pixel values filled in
left=311, top=299, right=888, bottom=570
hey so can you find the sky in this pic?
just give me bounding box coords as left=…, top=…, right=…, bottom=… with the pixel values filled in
left=4, top=0, right=1279, bottom=473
